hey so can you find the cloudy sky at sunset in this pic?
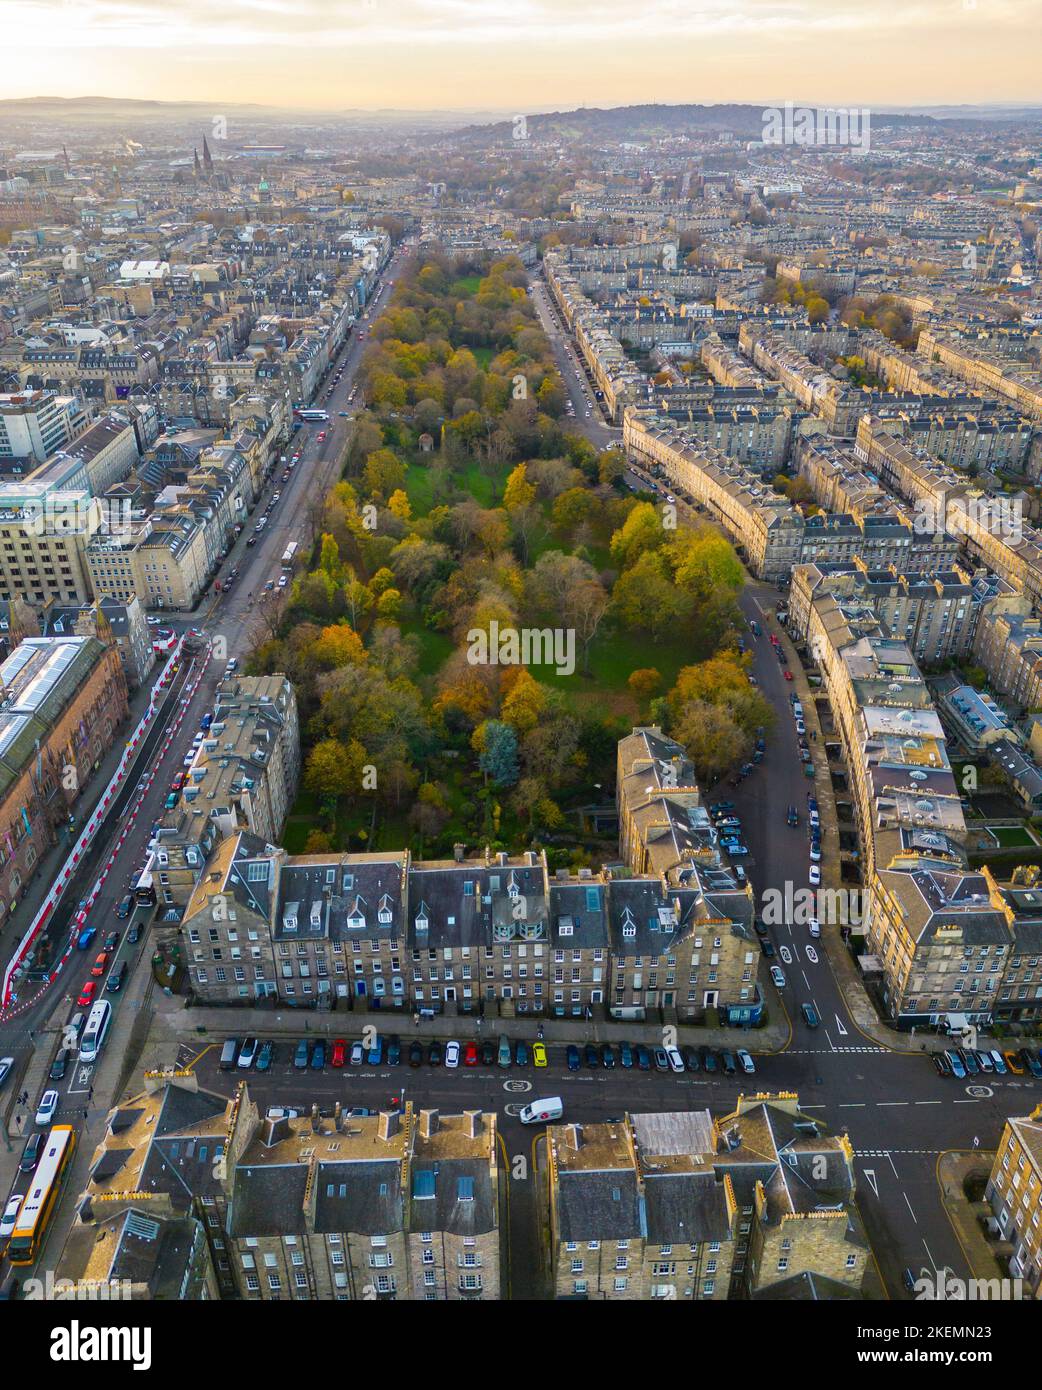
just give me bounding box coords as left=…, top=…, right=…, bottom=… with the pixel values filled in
left=3, top=0, right=1039, bottom=111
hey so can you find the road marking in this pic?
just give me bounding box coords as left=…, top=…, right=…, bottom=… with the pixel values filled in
left=863, top=1168, right=879, bottom=1197
left=877, top=1101, right=908, bottom=1106
left=903, top=1192, right=918, bottom=1225
left=839, top=1102, right=866, bottom=1108
left=834, top=1014, right=848, bottom=1036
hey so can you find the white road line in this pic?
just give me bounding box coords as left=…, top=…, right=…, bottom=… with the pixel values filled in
left=903, top=1192, right=918, bottom=1225
left=839, top=1102, right=866, bottom=1108
left=877, top=1101, right=908, bottom=1106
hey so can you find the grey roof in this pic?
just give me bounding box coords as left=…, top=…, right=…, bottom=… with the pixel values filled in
left=229, top=1162, right=308, bottom=1237
left=556, top=1169, right=645, bottom=1242
left=409, top=1157, right=495, bottom=1236
left=643, top=1170, right=732, bottom=1245
left=313, top=1158, right=403, bottom=1235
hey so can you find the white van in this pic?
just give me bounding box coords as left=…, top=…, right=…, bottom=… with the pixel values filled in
left=519, top=1097, right=563, bottom=1125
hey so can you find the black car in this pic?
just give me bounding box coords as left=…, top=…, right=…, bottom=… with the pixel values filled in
left=104, top=931, right=120, bottom=951
left=105, top=961, right=127, bottom=993
left=601, top=1043, right=616, bottom=1068
left=700, top=1046, right=718, bottom=1073
left=566, top=1045, right=581, bottom=1071
left=310, top=1040, right=326, bottom=1070
left=428, top=1041, right=443, bottom=1066
left=480, top=1040, right=496, bottom=1067
left=386, top=1035, right=401, bottom=1066
left=48, top=1050, right=70, bottom=1081
left=127, top=922, right=142, bottom=944
left=515, top=1040, right=529, bottom=1066
left=581, top=1044, right=597, bottom=1068
left=19, top=1132, right=45, bottom=1173
left=682, top=1046, right=700, bottom=1072
left=408, top=1041, right=424, bottom=1068
left=960, top=1049, right=979, bottom=1076
left=652, top=1047, right=670, bottom=1072
left=116, top=895, right=133, bottom=919
left=933, top=1052, right=952, bottom=1077
left=720, top=1050, right=737, bottom=1075
left=754, top=920, right=769, bottom=939
left=635, top=1044, right=651, bottom=1070
left=760, top=939, right=775, bottom=958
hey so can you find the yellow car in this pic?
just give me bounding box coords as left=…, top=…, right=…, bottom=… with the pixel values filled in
left=1005, top=1051, right=1025, bottom=1075
left=532, top=1042, right=548, bottom=1068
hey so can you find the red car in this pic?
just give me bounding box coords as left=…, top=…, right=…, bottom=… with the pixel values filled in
left=170, top=772, right=186, bottom=791
left=463, top=1041, right=479, bottom=1067
left=331, top=1039, right=346, bottom=1068
left=90, top=951, right=109, bottom=978
left=783, top=669, right=793, bottom=681
left=77, top=980, right=96, bottom=1007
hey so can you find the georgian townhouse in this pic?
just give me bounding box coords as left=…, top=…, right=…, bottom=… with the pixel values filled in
left=406, top=1109, right=500, bottom=1301
left=227, top=1104, right=410, bottom=1301
left=406, top=849, right=550, bottom=1016
left=547, top=868, right=611, bottom=1017
left=272, top=852, right=408, bottom=1009
left=181, top=830, right=281, bottom=1003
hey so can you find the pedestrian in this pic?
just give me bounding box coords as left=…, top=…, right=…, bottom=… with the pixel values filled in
left=413, top=1012, right=420, bottom=1027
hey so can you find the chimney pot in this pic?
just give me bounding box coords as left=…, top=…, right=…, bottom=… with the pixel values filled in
left=463, top=1109, right=482, bottom=1139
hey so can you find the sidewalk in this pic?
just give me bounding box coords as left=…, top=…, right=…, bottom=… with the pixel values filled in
left=150, top=988, right=791, bottom=1054
left=936, top=1151, right=1009, bottom=1285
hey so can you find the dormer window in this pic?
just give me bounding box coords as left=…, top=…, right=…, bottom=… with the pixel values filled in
left=378, top=908, right=392, bottom=925
left=415, top=913, right=428, bottom=932
left=348, top=913, right=364, bottom=931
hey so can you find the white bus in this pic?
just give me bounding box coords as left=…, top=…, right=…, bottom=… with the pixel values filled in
left=281, top=541, right=299, bottom=571
left=78, top=1000, right=112, bottom=1063
left=293, top=408, right=328, bottom=422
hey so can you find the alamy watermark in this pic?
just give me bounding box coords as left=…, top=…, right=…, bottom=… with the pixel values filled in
left=466, top=620, right=575, bottom=677
left=913, top=1269, right=1023, bottom=1301
left=762, top=102, right=871, bottom=153
left=761, top=883, right=865, bottom=927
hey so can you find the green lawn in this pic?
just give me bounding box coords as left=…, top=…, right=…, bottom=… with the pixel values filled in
left=452, top=276, right=482, bottom=296
left=471, top=346, right=494, bottom=369
left=989, top=824, right=1037, bottom=848
left=398, top=617, right=456, bottom=676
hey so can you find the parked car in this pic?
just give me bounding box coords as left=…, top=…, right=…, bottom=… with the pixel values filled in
left=960, top=1049, right=979, bottom=1075
left=445, top=1041, right=461, bottom=1069
left=1, top=1195, right=23, bottom=1249
left=237, top=1037, right=259, bottom=1069
left=294, top=1039, right=310, bottom=1069
left=736, top=1049, right=756, bottom=1075
left=1021, top=1048, right=1042, bottom=1078
left=601, top=1043, right=616, bottom=1068
left=464, top=1041, right=479, bottom=1067
left=310, top=1041, right=326, bottom=1070
left=515, top=1040, right=530, bottom=1067
left=480, top=1041, right=496, bottom=1067
left=800, top=1003, right=820, bottom=1029
left=49, top=1050, right=70, bottom=1081
left=760, top=939, right=776, bottom=958
left=256, top=1041, right=274, bottom=1072
left=583, top=1044, right=600, bottom=1069
left=1004, top=1050, right=1025, bottom=1074
left=720, top=1050, right=737, bottom=1076
left=566, top=1044, right=581, bottom=1072
left=367, top=1037, right=383, bottom=1066
left=808, top=865, right=821, bottom=887
left=770, top=966, right=786, bottom=989
left=933, top=1052, right=952, bottom=1077
left=428, top=1040, right=443, bottom=1066
left=19, top=1131, right=45, bottom=1173
left=665, top=1046, right=685, bottom=1074
left=945, top=1050, right=966, bottom=1079
left=35, top=1090, right=59, bottom=1126
left=387, top=1036, right=401, bottom=1066
left=653, top=1047, right=670, bottom=1072
left=349, top=1042, right=364, bottom=1067
left=330, top=1039, right=346, bottom=1068
left=634, top=1044, right=650, bottom=1070
left=699, top=1046, right=718, bottom=1072
left=975, top=1051, right=994, bottom=1074
left=408, top=1041, right=424, bottom=1068
left=990, top=1049, right=1007, bottom=1075
left=533, top=1042, right=548, bottom=1068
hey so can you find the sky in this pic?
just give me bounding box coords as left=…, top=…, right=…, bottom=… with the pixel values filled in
left=2, top=0, right=1040, bottom=112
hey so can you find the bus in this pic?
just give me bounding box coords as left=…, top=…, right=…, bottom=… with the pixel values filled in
left=6, top=1125, right=76, bottom=1266
left=293, top=408, right=328, bottom=422
left=79, top=999, right=113, bottom=1063
left=281, top=542, right=299, bottom=571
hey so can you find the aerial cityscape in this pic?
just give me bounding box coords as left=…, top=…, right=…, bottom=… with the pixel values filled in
left=0, top=0, right=1039, bottom=1354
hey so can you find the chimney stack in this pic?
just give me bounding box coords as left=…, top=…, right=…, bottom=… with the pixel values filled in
left=568, top=1123, right=582, bottom=1150
left=378, top=1110, right=400, bottom=1142
left=310, top=1103, right=321, bottom=1134
left=463, top=1109, right=482, bottom=1139
left=333, top=1101, right=343, bottom=1133
left=419, top=1108, right=439, bottom=1139
left=497, top=851, right=508, bottom=867
left=453, top=842, right=465, bottom=863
